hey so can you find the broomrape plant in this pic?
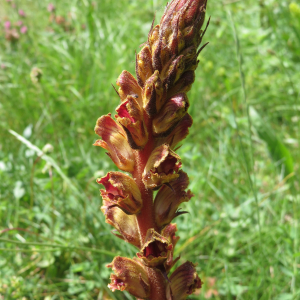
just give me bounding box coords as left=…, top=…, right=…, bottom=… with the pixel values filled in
left=94, top=0, right=210, bottom=299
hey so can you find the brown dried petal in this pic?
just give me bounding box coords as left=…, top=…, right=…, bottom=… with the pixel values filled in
left=142, top=144, right=181, bottom=189
left=137, top=228, right=173, bottom=267
left=154, top=171, right=193, bottom=227
left=98, top=171, right=142, bottom=215
left=103, top=206, right=141, bottom=248
left=94, top=114, right=135, bottom=172
left=107, top=256, right=150, bottom=298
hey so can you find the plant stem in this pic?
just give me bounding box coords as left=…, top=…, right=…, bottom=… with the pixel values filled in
left=133, top=113, right=167, bottom=299
left=133, top=111, right=157, bottom=241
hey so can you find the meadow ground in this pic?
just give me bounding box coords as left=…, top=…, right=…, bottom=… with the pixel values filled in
left=0, top=0, right=299, bottom=299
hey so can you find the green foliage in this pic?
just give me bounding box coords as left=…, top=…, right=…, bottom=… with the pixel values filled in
left=0, top=0, right=299, bottom=299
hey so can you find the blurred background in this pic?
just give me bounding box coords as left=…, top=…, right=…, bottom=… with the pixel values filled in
left=0, top=0, right=299, bottom=299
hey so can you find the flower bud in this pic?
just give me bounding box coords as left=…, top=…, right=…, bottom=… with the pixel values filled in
left=117, top=70, right=142, bottom=104
left=163, top=55, right=186, bottom=91
left=98, top=172, right=142, bottom=215
left=137, top=229, right=173, bottom=267
left=167, top=261, right=202, bottom=300
left=103, top=206, right=141, bottom=248
left=143, top=144, right=181, bottom=189
left=168, top=70, right=195, bottom=97
left=94, top=114, right=135, bottom=172
left=115, top=95, right=148, bottom=149
left=107, top=256, right=150, bottom=298
left=142, top=70, right=164, bottom=116
left=153, top=93, right=189, bottom=137
left=136, top=45, right=153, bottom=88
left=154, top=171, right=193, bottom=227
left=162, top=113, right=193, bottom=149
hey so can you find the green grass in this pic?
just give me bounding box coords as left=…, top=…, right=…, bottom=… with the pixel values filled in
left=0, top=0, right=299, bottom=299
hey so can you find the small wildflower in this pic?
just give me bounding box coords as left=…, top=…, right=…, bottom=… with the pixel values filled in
left=47, top=3, right=56, bottom=13
left=30, top=67, right=42, bottom=84
left=42, top=143, right=54, bottom=154
left=20, top=26, right=27, bottom=34
left=18, top=10, right=26, bottom=17
left=16, top=20, right=23, bottom=27
left=4, top=21, right=11, bottom=30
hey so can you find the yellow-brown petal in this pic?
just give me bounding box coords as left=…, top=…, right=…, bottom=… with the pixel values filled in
left=94, top=114, right=135, bottom=172
left=98, top=171, right=142, bottom=215
left=103, top=206, right=141, bottom=248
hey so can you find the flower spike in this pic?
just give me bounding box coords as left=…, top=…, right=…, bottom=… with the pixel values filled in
left=94, top=0, right=210, bottom=298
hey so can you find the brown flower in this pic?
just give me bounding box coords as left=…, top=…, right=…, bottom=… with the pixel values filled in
left=107, top=256, right=150, bottom=298
left=167, top=261, right=202, bottom=300
left=153, top=93, right=189, bottom=137
left=103, top=206, right=141, bottom=248
left=154, top=171, right=193, bottom=228
left=94, top=114, right=135, bottom=172
left=98, top=172, right=142, bottom=215
left=115, top=95, right=148, bottom=149
left=137, top=229, right=173, bottom=267
left=143, top=144, right=182, bottom=189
